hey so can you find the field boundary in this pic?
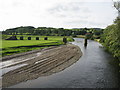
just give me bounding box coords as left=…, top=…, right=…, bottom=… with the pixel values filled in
left=1, top=45, right=60, bottom=61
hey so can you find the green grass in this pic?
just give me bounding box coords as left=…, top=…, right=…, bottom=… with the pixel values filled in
left=1, top=35, right=73, bottom=56
left=76, top=35, right=86, bottom=38
left=94, top=39, right=100, bottom=42
left=2, top=40, right=59, bottom=48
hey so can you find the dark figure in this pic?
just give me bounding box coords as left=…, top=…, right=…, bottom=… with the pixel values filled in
left=84, top=38, right=87, bottom=47
left=44, top=37, right=48, bottom=40
left=28, top=37, right=31, bottom=40
left=36, top=37, right=39, bottom=40
left=20, top=36, right=24, bottom=40
left=63, top=37, right=67, bottom=44
left=5, top=35, right=18, bottom=40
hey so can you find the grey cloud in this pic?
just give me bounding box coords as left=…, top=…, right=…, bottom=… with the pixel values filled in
left=48, top=2, right=91, bottom=18
left=12, top=1, right=24, bottom=7
left=88, top=21, right=109, bottom=26
left=66, top=20, right=106, bottom=28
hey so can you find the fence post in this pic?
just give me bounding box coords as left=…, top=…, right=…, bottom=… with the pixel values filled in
left=84, top=38, right=87, bottom=47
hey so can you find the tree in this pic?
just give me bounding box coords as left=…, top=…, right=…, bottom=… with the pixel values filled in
left=113, top=0, right=120, bottom=18
left=100, top=1, right=120, bottom=60
left=100, top=22, right=120, bottom=59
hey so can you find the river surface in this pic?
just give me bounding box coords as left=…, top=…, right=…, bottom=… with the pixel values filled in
left=10, top=38, right=119, bottom=88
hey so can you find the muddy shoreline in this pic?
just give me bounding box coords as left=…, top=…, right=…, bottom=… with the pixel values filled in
left=1, top=46, right=59, bottom=61
left=1, top=44, right=82, bottom=88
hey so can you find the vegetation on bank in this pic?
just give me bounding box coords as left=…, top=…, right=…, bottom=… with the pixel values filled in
left=100, top=18, right=120, bottom=60
left=1, top=36, right=73, bottom=56
left=100, top=1, right=120, bottom=68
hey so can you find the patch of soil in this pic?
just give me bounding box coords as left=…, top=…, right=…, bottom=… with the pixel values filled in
left=2, top=44, right=82, bottom=88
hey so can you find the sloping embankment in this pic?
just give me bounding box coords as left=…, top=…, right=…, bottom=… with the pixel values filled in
left=2, top=44, right=82, bottom=87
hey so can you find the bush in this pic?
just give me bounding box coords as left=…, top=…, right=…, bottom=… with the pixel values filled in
left=100, top=18, right=120, bottom=60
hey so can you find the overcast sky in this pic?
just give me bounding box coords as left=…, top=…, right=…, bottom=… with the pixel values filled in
left=0, top=0, right=118, bottom=31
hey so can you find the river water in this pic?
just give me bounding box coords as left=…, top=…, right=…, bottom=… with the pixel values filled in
left=10, top=38, right=119, bottom=88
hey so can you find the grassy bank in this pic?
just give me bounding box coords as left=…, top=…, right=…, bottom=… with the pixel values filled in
left=1, top=35, right=73, bottom=56
left=76, top=35, right=100, bottom=42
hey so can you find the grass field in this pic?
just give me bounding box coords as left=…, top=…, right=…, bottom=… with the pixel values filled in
left=1, top=35, right=73, bottom=56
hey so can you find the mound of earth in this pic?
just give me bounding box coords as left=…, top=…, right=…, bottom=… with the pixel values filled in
left=1, top=44, right=82, bottom=87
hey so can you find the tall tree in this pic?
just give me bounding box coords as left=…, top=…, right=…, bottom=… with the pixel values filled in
left=100, top=1, right=120, bottom=60
left=113, top=0, right=120, bottom=18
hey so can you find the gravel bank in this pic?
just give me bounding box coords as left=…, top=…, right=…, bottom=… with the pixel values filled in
left=2, top=44, right=82, bottom=88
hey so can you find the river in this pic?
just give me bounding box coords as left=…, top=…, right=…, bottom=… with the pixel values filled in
left=10, top=38, right=119, bottom=88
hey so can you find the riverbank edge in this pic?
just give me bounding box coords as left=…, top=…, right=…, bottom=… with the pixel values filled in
left=40, top=44, right=82, bottom=77
left=2, top=44, right=82, bottom=88
left=1, top=46, right=59, bottom=61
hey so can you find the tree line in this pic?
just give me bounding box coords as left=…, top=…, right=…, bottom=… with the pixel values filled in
left=2, top=26, right=103, bottom=39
